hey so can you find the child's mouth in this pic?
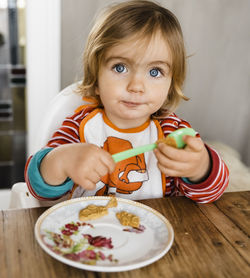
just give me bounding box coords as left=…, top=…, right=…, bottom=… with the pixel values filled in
left=121, top=101, right=141, bottom=107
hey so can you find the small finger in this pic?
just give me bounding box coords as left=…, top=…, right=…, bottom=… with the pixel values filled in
left=100, top=151, right=116, bottom=173
left=157, top=162, right=183, bottom=177
left=79, top=179, right=96, bottom=191
left=96, top=163, right=109, bottom=177
left=156, top=143, right=189, bottom=162
left=183, top=136, right=204, bottom=152
left=155, top=149, right=188, bottom=172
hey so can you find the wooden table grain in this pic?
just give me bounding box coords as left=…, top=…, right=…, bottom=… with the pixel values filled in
left=0, top=191, right=249, bottom=278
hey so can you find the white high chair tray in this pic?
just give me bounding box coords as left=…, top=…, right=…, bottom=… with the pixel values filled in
left=35, top=196, right=174, bottom=272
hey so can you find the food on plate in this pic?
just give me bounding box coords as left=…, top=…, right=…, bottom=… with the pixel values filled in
left=116, top=211, right=140, bottom=228
left=79, top=197, right=140, bottom=229
left=79, top=204, right=108, bottom=221
left=106, top=196, right=118, bottom=208
left=79, top=197, right=117, bottom=221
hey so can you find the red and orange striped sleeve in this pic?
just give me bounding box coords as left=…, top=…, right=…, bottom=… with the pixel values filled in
left=159, top=113, right=229, bottom=203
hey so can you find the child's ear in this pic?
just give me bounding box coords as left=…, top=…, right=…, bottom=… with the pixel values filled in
left=95, top=85, right=100, bottom=95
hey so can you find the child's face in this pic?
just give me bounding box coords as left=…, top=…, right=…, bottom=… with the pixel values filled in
left=96, top=31, right=172, bottom=129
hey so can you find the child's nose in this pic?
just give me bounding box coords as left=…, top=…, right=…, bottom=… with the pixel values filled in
left=127, top=74, right=144, bottom=93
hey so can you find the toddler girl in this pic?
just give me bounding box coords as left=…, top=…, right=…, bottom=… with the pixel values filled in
left=25, top=0, right=229, bottom=203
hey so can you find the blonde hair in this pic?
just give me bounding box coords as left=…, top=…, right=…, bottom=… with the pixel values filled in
left=78, top=0, right=188, bottom=117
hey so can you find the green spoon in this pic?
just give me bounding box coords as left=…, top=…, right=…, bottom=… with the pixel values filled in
left=112, top=127, right=196, bottom=163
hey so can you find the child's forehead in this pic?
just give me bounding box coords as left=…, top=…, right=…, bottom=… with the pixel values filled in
left=103, top=31, right=172, bottom=64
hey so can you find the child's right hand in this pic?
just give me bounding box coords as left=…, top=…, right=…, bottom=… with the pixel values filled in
left=40, top=143, right=116, bottom=190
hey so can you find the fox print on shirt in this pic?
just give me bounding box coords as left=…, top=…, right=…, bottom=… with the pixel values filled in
left=96, top=137, right=149, bottom=195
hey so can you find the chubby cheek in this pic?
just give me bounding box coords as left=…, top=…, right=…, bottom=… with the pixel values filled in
left=159, top=79, right=171, bottom=102
left=97, top=75, right=122, bottom=98
left=152, top=87, right=169, bottom=108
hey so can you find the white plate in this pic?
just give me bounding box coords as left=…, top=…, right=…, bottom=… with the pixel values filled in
left=35, top=196, right=174, bottom=272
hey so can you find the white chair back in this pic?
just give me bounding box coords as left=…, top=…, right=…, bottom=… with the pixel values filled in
left=33, top=81, right=84, bottom=151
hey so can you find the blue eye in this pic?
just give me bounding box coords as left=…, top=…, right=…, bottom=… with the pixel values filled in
left=150, top=68, right=161, bottom=77
left=114, top=64, right=126, bottom=73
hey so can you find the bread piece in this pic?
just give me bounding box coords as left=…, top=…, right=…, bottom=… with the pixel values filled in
left=79, top=204, right=108, bottom=221
left=79, top=197, right=118, bottom=221
left=116, top=211, right=140, bottom=228
left=157, top=136, right=177, bottom=148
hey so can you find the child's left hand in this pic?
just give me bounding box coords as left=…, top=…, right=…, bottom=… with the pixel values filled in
left=154, top=135, right=211, bottom=182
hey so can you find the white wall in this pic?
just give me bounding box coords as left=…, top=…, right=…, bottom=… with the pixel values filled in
left=61, top=0, right=250, bottom=166
left=60, top=0, right=98, bottom=88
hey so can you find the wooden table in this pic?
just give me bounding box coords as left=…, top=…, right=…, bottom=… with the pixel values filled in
left=1, top=191, right=249, bottom=278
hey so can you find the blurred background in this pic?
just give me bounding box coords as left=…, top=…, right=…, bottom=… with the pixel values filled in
left=0, top=0, right=26, bottom=188
left=0, top=0, right=250, bottom=189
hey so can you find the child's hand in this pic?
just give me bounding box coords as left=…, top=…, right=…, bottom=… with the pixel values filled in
left=154, top=136, right=211, bottom=182
left=40, top=143, right=116, bottom=190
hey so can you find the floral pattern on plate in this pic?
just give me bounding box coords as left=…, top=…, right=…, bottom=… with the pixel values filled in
left=42, top=221, right=117, bottom=265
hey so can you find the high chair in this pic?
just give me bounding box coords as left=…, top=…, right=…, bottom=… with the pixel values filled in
left=9, top=81, right=84, bottom=209
left=33, top=81, right=84, bottom=152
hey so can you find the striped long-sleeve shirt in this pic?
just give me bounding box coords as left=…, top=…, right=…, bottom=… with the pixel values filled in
left=25, top=106, right=229, bottom=203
